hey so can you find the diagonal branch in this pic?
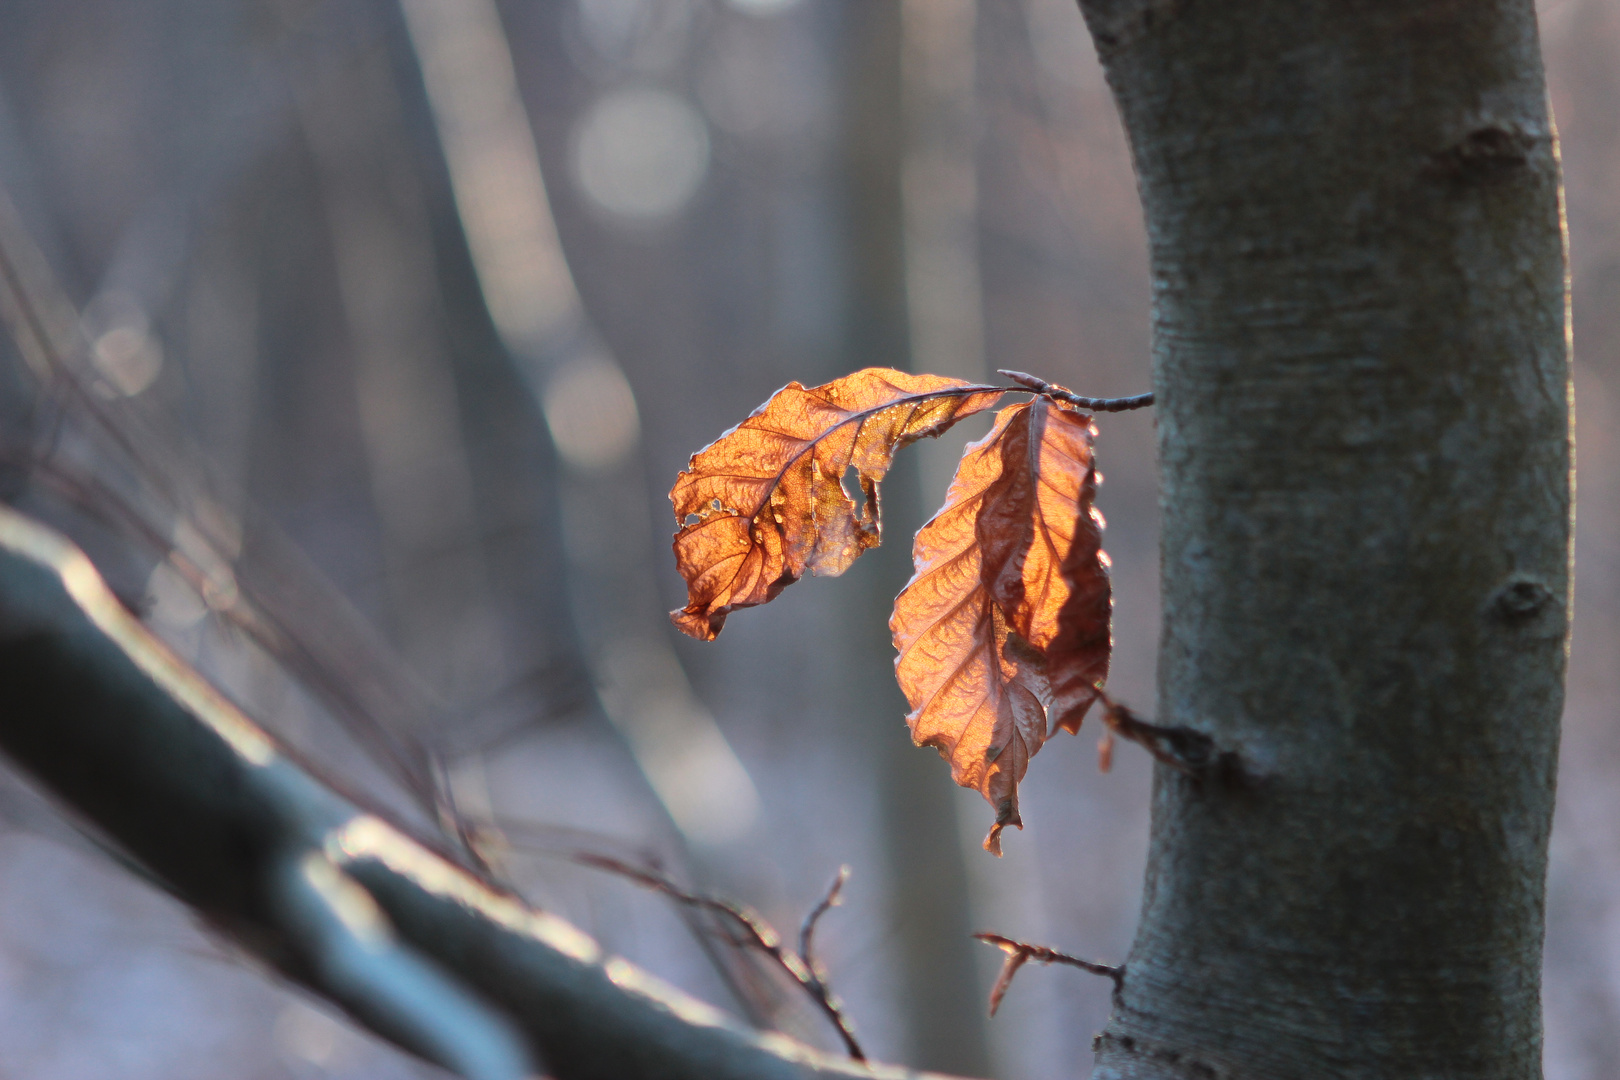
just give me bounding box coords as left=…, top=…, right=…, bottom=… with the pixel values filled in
left=0, top=504, right=971, bottom=1080
left=274, top=849, right=536, bottom=1080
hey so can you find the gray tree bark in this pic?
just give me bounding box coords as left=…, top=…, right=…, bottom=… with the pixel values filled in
left=1073, top=1, right=1572, bottom=1077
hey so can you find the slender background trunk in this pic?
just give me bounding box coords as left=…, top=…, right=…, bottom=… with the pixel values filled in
left=839, top=4, right=992, bottom=1071
left=1075, top=1, right=1572, bottom=1077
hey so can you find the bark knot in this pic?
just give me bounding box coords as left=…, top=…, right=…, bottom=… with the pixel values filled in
left=1095, top=1030, right=1225, bottom=1079
left=1490, top=575, right=1554, bottom=623
left=1425, top=126, right=1539, bottom=184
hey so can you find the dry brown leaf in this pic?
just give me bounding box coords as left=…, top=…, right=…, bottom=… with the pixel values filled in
left=979, top=398, right=1101, bottom=650
left=980, top=396, right=1112, bottom=735
left=891, top=404, right=1047, bottom=855
left=891, top=398, right=1111, bottom=854
left=669, top=369, right=1002, bottom=640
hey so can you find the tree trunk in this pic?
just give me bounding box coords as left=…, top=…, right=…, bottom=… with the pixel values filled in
left=1074, top=1, right=1571, bottom=1077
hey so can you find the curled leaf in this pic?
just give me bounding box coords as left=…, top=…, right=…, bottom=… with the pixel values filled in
left=1048, top=456, right=1111, bottom=735
left=979, top=398, right=1101, bottom=653
left=891, top=398, right=1112, bottom=854
left=669, top=369, right=1002, bottom=640
left=891, top=405, right=1047, bottom=855
left=981, top=397, right=1113, bottom=736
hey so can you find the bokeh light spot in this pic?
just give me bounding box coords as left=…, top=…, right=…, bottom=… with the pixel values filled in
left=570, top=89, right=710, bottom=221
left=543, top=357, right=641, bottom=469
left=84, top=291, right=163, bottom=396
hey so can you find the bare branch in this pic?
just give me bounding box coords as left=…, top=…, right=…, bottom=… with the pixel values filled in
left=996, top=370, right=1154, bottom=412
left=274, top=851, right=537, bottom=1080
left=972, top=932, right=1122, bottom=1017
left=574, top=853, right=865, bottom=1061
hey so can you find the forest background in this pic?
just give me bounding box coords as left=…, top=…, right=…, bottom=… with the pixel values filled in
left=0, top=0, right=1616, bottom=1077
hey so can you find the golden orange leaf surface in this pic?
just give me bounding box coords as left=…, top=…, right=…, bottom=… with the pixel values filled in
left=981, top=398, right=1112, bottom=736
left=669, top=368, right=1002, bottom=640
left=891, top=398, right=1111, bottom=854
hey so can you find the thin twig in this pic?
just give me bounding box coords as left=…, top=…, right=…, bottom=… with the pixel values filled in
left=799, top=865, right=850, bottom=979
left=972, top=932, right=1122, bottom=1017
left=997, top=369, right=1154, bottom=412
left=489, top=819, right=785, bottom=1032
left=1095, top=689, right=1217, bottom=776
left=575, top=853, right=865, bottom=1060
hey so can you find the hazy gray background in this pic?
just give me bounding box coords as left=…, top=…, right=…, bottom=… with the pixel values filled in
left=0, top=1, right=1613, bottom=1077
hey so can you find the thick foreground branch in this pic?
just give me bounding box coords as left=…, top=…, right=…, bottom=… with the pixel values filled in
left=0, top=505, right=974, bottom=1080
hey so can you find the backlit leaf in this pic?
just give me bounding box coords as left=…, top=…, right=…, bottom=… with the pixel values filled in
left=891, top=398, right=1111, bottom=854
left=669, top=369, right=1002, bottom=640
left=890, top=405, right=1045, bottom=855
left=981, top=398, right=1112, bottom=735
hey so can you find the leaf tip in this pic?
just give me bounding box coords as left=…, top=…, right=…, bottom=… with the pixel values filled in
left=669, top=607, right=721, bottom=641
left=983, top=802, right=1022, bottom=856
